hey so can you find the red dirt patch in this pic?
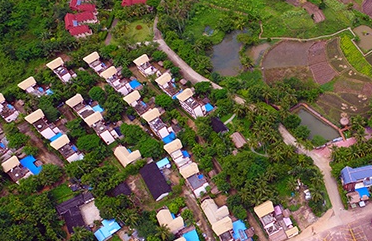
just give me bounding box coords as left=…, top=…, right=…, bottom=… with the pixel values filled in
left=363, top=0, right=372, bottom=17
left=303, top=2, right=326, bottom=23
left=308, top=41, right=337, bottom=84
left=264, top=66, right=313, bottom=83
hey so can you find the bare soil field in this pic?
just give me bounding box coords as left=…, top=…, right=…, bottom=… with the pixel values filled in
left=262, top=41, right=313, bottom=69
left=286, top=0, right=301, bottom=7
left=308, top=41, right=337, bottom=84
left=303, top=2, right=326, bottom=23
left=366, top=53, right=372, bottom=65
left=353, top=25, right=372, bottom=52
left=264, top=66, right=313, bottom=83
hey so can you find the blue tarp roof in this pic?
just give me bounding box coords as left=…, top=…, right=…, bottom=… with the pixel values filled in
left=71, top=145, right=78, bottom=152
left=162, top=132, right=176, bottom=144
left=233, top=220, right=248, bottom=241
left=129, top=80, right=142, bottom=89
left=341, top=166, right=372, bottom=184
left=46, top=89, right=54, bottom=95
left=94, top=219, right=121, bottom=241
left=172, top=90, right=183, bottom=99
left=0, top=143, right=5, bottom=149
left=20, top=156, right=42, bottom=175
left=182, top=150, right=190, bottom=158
left=92, top=105, right=104, bottom=113
left=156, top=157, right=170, bottom=169
left=205, top=103, right=214, bottom=112
left=49, top=132, right=63, bottom=142
left=356, top=187, right=370, bottom=198
left=183, top=229, right=200, bottom=241
left=7, top=104, right=14, bottom=110
left=38, top=87, right=44, bottom=92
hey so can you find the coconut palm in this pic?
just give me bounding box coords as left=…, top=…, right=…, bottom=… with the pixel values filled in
left=309, top=187, right=323, bottom=202
left=155, top=224, right=172, bottom=241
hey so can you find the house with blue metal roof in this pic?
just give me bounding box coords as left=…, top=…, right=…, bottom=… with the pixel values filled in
left=341, top=165, right=372, bottom=192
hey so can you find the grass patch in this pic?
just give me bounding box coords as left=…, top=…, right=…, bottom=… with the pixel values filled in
left=320, top=79, right=335, bottom=92
left=50, top=183, right=75, bottom=204
left=340, top=35, right=372, bottom=76
left=288, top=204, right=301, bottom=212
left=125, top=20, right=152, bottom=42
left=220, top=113, right=233, bottom=123
left=184, top=6, right=227, bottom=44
left=276, top=177, right=293, bottom=198
left=110, top=235, right=122, bottom=241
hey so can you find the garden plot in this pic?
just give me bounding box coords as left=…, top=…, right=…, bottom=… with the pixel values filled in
left=262, top=41, right=313, bottom=68
left=326, top=38, right=351, bottom=72
left=308, top=41, right=337, bottom=84
left=264, top=66, right=313, bottom=83
left=303, top=2, right=326, bottom=23
left=363, top=0, right=372, bottom=17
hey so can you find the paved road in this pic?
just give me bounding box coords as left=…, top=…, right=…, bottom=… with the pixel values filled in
left=104, top=19, right=119, bottom=45
left=278, top=124, right=372, bottom=240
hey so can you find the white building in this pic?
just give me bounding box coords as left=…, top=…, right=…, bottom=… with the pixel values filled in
left=83, top=51, right=107, bottom=73
left=46, top=57, right=75, bottom=83
left=133, top=54, right=158, bottom=76
left=25, top=109, right=61, bottom=140
left=0, top=93, right=19, bottom=122
left=176, top=88, right=205, bottom=119
left=50, top=134, right=83, bottom=163
left=179, top=163, right=209, bottom=198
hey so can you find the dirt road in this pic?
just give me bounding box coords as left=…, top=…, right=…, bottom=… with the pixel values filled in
left=104, top=19, right=119, bottom=45
left=18, top=122, right=64, bottom=167
left=183, top=189, right=215, bottom=241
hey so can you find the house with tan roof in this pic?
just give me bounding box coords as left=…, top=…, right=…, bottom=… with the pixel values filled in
left=114, top=146, right=142, bottom=167
left=25, top=109, right=62, bottom=140
left=100, top=66, right=135, bottom=96
left=133, top=54, right=158, bottom=76
left=176, top=88, right=205, bottom=119
left=66, top=94, right=116, bottom=145
left=18, top=77, right=50, bottom=97
left=46, top=57, right=76, bottom=83
left=0, top=93, right=19, bottom=123
left=83, top=52, right=107, bottom=73
left=254, top=201, right=284, bottom=237
left=180, top=163, right=209, bottom=198
left=156, top=209, right=185, bottom=234
left=1, top=156, right=32, bottom=183
left=163, top=139, right=190, bottom=168
left=201, top=198, right=233, bottom=241
left=123, top=90, right=150, bottom=116
left=141, top=108, right=173, bottom=139
left=155, top=72, right=179, bottom=97
left=50, top=134, right=83, bottom=163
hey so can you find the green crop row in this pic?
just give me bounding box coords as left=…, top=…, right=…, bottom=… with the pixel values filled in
left=340, top=35, right=372, bottom=76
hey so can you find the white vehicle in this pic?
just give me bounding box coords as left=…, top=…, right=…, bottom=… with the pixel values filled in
left=359, top=201, right=366, bottom=208
left=304, top=189, right=311, bottom=200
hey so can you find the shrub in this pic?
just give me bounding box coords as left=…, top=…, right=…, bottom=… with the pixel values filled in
left=152, top=51, right=167, bottom=61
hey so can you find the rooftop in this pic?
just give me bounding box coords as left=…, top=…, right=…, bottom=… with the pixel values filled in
left=187, top=174, right=208, bottom=190
left=211, top=117, right=229, bottom=133
left=140, top=162, right=171, bottom=201
left=254, top=200, right=274, bottom=218
left=341, top=165, right=372, bottom=185
left=107, top=182, right=132, bottom=197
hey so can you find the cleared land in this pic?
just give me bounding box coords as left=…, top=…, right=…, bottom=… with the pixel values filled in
left=308, top=41, right=337, bottom=84
left=353, top=25, right=372, bottom=52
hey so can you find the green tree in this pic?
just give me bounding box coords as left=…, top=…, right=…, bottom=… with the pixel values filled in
left=38, top=164, right=63, bottom=186
left=312, top=135, right=327, bottom=146
left=77, top=134, right=102, bottom=152
left=66, top=119, right=86, bottom=138
left=155, top=224, right=172, bottom=241
left=283, top=114, right=301, bottom=129
left=232, top=205, right=247, bottom=220
left=70, top=227, right=95, bottom=241
left=38, top=96, right=60, bottom=122
left=120, top=124, right=147, bottom=145
left=89, top=86, right=106, bottom=104
left=23, top=145, right=39, bottom=156
left=155, top=94, right=174, bottom=110
left=293, top=125, right=310, bottom=140
left=137, top=138, right=163, bottom=159
left=152, top=51, right=167, bottom=61
left=194, top=82, right=212, bottom=97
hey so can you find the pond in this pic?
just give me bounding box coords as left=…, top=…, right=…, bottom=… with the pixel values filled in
left=296, top=108, right=339, bottom=140
left=210, top=31, right=243, bottom=76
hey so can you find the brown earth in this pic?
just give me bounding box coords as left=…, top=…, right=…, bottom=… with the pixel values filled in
left=263, top=66, right=313, bottom=83
left=303, top=2, right=326, bottom=23
left=308, top=41, right=337, bottom=84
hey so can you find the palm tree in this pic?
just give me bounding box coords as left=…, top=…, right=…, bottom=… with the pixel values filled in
left=287, top=176, right=297, bottom=192
left=265, top=166, right=277, bottom=183
left=156, top=224, right=172, bottom=241
left=233, top=104, right=245, bottom=118
left=123, top=209, right=140, bottom=227
left=309, top=187, right=323, bottom=202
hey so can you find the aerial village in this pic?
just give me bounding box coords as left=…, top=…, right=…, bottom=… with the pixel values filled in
left=4, top=0, right=372, bottom=241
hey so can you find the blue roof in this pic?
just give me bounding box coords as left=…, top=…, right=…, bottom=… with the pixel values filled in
left=20, top=156, right=42, bottom=175
left=129, top=80, right=142, bottom=89
left=94, top=219, right=121, bottom=241
left=183, top=229, right=200, bottom=241
left=205, top=103, right=214, bottom=112
left=173, top=90, right=183, bottom=99
left=341, top=166, right=372, bottom=184
left=71, top=145, right=78, bottom=152
left=233, top=220, right=248, bottom=240
left=46, top=89, right=54, bottom=95
left=162, top=132, right=176, bottom=144
left=49, top=132, right=63, bottom=142
left=38, top=87, right=44, bottom=92
left=356, top=187, right=370, bottom=198
left=92, top=105, right=104, bottom=113
left=0, top=143, right=5, bottom=149
left=7, top=104, right=14, bottom=110
left=182, top=150, right=190, bottom=158
left=156, top=157, right=170, bottom=169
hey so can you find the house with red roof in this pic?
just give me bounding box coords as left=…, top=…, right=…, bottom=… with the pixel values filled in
left=70, top=0, right=97, bottom=13
left=69, top=25, right=92, bottom=38
left=121, top=0, right=147, bottom=6
left=64, top=12, right=97, bottom=31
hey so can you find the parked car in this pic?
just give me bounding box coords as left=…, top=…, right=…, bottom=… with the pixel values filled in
left=304, top=189, right=311, bottom=200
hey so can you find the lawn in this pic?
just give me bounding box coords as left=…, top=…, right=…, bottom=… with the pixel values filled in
left=220, top=113, right=234, bottom=123
left=184, top=5, right=227, bottom=44
left=125, top=20, right=153, bottom=43
left=50, top=183, right=75, bottom=204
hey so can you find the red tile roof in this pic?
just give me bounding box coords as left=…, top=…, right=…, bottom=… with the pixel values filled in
left=75, top=11, right=95, bottom=22
left=69, top=0, right=96, bottom=12
left=121, top=0, right=147, bottom=6
left=64, top=13, right=75, bottom=30
left=68, top=25, right=91, bottom=36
